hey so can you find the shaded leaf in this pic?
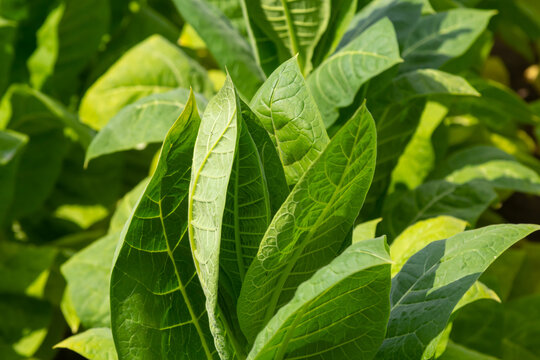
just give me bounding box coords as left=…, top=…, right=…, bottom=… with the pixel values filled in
left=172, top=0, right=264, bottom=99
left=86, top=89, right=208, bottom=163
left=79, top=35, right=212, bottom=130
left=307, top=18, right=402, bottom=127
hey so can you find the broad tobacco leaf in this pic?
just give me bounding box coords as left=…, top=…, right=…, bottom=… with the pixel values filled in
left=245, top=0, right=330, bottom=73
left=86, top=89, right=208, bottom=163
left=110, top=92, right=219, bottom=359
left=307, top=18, right=402, bottom=128
left=375, top=224, right=540, bottom=359
left=248, top=237, right=391, bottom=360
left=250, top=57, right=329, bottom=185
left=238, top=103, right=377, bottom=341
left=79, top=35, right=213, bottom=130
left=188, top=76, right=241, bottom=358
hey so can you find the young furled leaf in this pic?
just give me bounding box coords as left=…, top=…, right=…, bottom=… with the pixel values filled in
left=250, top=57, right=329, bottom=185
left=238, top=103, right=377, bottom=342
left=188, top=76, right=241, bottom=358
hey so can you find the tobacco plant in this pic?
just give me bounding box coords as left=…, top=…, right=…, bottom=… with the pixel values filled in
left=1, top=0, right=540, bottom=359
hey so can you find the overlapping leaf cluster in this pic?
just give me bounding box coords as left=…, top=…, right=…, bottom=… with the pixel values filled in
left=2, top=0, right=540, bottom=359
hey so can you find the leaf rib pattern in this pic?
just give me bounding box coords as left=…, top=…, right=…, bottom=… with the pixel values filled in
left=110, top=92, right=219, bottom=359
left=238, top=103, right=377, bottom=342
left=250, top=57, right=329, bottom=186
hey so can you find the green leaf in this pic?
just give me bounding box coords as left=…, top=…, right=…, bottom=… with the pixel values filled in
left=0, top=130, right=27, bottom=225
left=440, top=341, right=500, bottom=360
left=206, top=0, right=247, bottom=36
left=246, top=0, right=330, bottom=73
left=86, top=89, right=208, bottom=163
left=108, top=178, right=150, bottom=234
left=340, top=0, right=433, bottom=48
left=0, top=294, right=52, bottom=358
left=27, top=0, right=110, bottom=99
left=0, top=17, right=15, bottom=96
left=188, top=76, right=241, bottom=358
left=62, top=233, right=117, bottom=329
left=375, top=224, right=540, bottom=359
left=172, top=0, right=264, bottom=99
left=503, top=295, right=540, bottom=359
left=250, top=57, right=329, bottom=185
left=110, top=92, right=218, bottom=359
left=238, top=103, right=377, bottom=341
left=55, top=328, right=117, bottom=360
left=380, top=180, right=497, bottom=240
left=307, top=18, right=402, bottom=128
left=0, top=241, right=58, bottom=297
left=400, top=9, right=495, bottom=72
left=248, top=237, right=392, bottom=360
left=79, top=35, right=212, bottom=130
left=389, top=216, right=467, bottom=276
left=353, top=218, right=382, bottom=243
left=241, top=104, right=289, bottom=215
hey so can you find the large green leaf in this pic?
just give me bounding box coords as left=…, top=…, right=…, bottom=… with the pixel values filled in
left=380, top=180, right=497, bottom=240
left=172, top=0, right=264, bottom=99
left=307, top=18, right=402, bottom=128
left=375, top=224, right=540, bottom=359
left=400, top=9, right=495, bottom=72
left=250, top=57, right=329, bottom=185
left=55, top=328, right=117, bottom=360
left=0, top=130, right=27, bottom=225
left=246, top=0, right=330, bottom=73
left=248, top=237, right=391, bottom=360
left=27, top=0, right=109, bottom=99
left=207, top=0, right=246, bottom=36
left=339, top=0, right=433, bottom=48
left=237, top=103, right=377, bottom=341
left=110, top=92, right=218, bottom=359
left=188, top=76, right=241, bottom=358
left=79, top=35, right=212, bottom=130
left=0, top=17, right=15, bottom=96
left=86, top=89, right=208, bottom=163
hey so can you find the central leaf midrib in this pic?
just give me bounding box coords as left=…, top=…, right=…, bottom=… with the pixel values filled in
left=279, top=0, right=301, bottom=69
left=261, top=113, right=366, bottom=328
